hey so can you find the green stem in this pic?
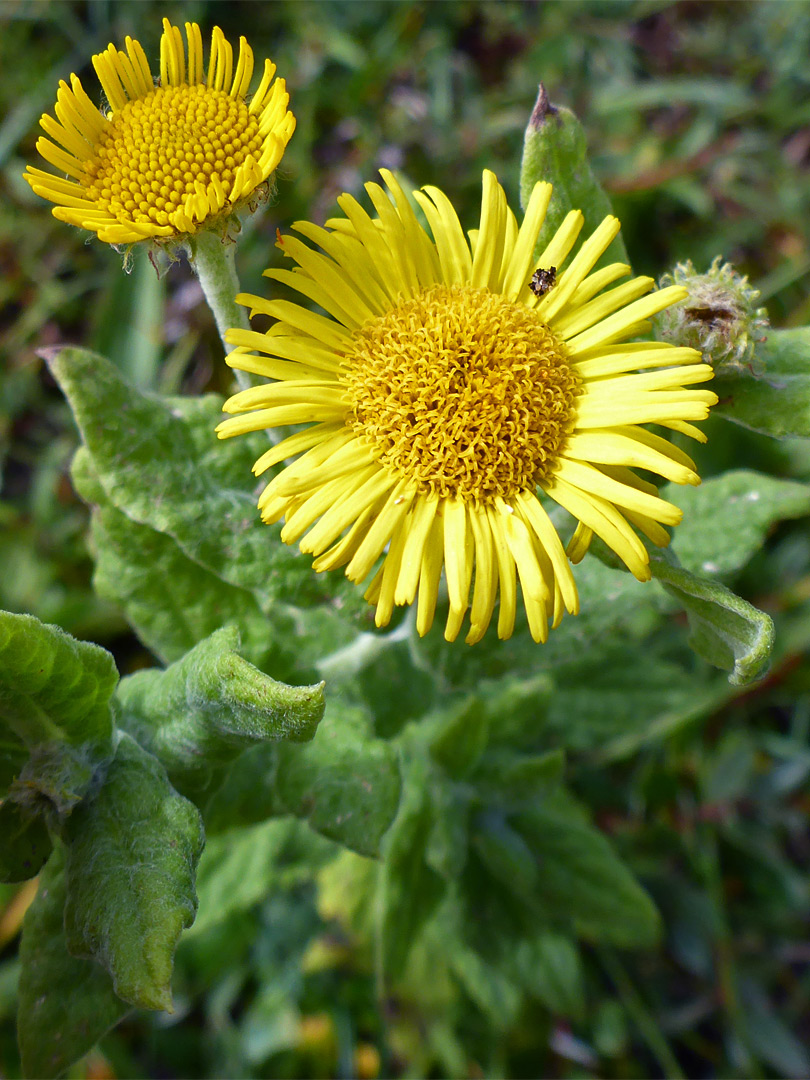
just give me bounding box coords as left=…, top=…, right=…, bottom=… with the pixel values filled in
left=598, top=946, right=686, bottom=1080
left=697, top=825, right=762, bottom=1078
left=186, top=230, right=251, bottom=390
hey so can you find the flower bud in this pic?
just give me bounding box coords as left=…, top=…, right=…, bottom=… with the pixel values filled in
left=654, top=257, right=769, bottom=374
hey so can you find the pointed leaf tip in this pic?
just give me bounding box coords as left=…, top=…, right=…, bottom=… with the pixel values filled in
left=529, top=83, right=557, bottom=130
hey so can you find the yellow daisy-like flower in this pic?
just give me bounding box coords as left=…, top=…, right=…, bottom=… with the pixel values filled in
left=217, top=170, right=718, bottom=645
left=24, top=19, right=295, bottom=246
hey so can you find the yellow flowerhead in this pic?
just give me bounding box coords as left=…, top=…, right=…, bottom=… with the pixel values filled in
left=24, top=19, right=295, bottom=246
left=217, top=171, right=718, bottom=645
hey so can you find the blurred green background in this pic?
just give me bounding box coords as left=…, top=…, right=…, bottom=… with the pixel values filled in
left=2, top=1, right=810, bottom=1077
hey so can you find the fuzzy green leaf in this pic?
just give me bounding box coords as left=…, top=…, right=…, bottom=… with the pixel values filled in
left=188, top=820, right=292, bottom=938
left=429, top=699, right=489, bottom=780
left=274, top=700, right=402, bottom=857
left=0, top=610, right=116, bottom=832
left=515, top=795, right=661, bottom=948
left=508, top=931, right=585, bottom=1020
left=91, top=496, right=294, bottom=672
left=379, top=757, right=445, bottom=977
left=448, top=940, right=522, bottom=1030
left=63, top=733, right=205, bottom=1011
left=474, top=748, right=565, bottom=808
left=0, top=801, right=52, bottom=883
left=667, top=469, right=810, bottom=576
left=520, top=84, right=628, bottom=265
left=545, top=645, right=730, bottom=759
left=0, top=609, right=116, bottom=755
left=651, top=554, right=774, bottom=685
left=472, top=814, right=540, bottom=909
left=17, top=847, right=131, bottom=1079
left=116, top=626, right=324, bottom=792
left=47, top=347, right=348, bottom=605
left=713, top=328, right=810, bottom=437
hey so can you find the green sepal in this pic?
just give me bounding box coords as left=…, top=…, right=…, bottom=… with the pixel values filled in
left=650, top=552, right=774, bottom=685
left=0, top=801, right=52, bottom=884
left=16, top=846, right=131, bottom=1079
left=62, top=732, right=205, bottom=1012
left=520, top=84, right=628, bottom=265
left=115, top=625, right=324, bottom=793
left=713, top=328, right=810, bottom=437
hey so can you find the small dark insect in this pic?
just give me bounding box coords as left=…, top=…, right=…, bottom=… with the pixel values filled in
left=529, top=266, right=557, bottom=296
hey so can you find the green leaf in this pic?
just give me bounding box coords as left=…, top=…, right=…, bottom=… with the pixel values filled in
left=738, top=976, right=810, bottom=1078
left=188, top=819, right=292, bottom=938
left=429, top=699, right=489, bottom=780
left=92, top=499, right=295, bottom=670
left=379, top=758, right=445, bottom=977
left=48, top=347, right=347, bottom=605
left=425, top=777, right=470, bottom=880
left=0, top=609, right=116, bottom=754
left=274, top=700, right=402, bottom=858
left=667, top=470, right=810, bottom=576
left=200, top=742, right=284, bottom=834
left=90, top=245, right=165, bottom=389
left=0, top=610, right=116, bottom=829
left=446, top=933, right=522, bottom=1029
left=515, top=794, right=661, bottom=948
left=650, top=553, right=774, bottom=685
left=545, top=644, right=730, bottom=759
left=713, top=328, right=810, bottom=437
left=204, top=701, right=401, bottom=852
left=474, top=748, right=565, bottom=808
left=116, top=626, right=324, bottom=793
left=62, top=733, right=205, bottom=1011
left=520, top=84, right=628, bottom=265
left=508, top=931, right=585, bottom=1020
left=17, top=847, right=131, bottom=1079
left=472, top=813, right=540, bottom=909
left=0, top=801, right=52, bottom=883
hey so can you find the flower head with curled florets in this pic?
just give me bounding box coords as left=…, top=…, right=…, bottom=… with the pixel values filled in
left=217, top=171, right=718, bottom=645
left=24, top=19, right=295, bottom=248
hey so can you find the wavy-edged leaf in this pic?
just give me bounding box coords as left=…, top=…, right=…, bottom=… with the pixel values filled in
left=0, top=609, right=116, bottom=754
left=47, top=346, right=351, bottom=605
left=17, top=847, right=131, bottom=1079
left=116, top=626, right=324, bottom=793
left=63, top=733, right=205, bottom=1011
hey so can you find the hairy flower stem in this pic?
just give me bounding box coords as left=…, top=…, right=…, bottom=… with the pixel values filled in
left=187, top=230, right=252, bottom=390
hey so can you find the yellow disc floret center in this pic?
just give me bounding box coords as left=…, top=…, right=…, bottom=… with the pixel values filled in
left=82, top=83, right=263, bottom=228
left=342, top=284, right=580, bottom=502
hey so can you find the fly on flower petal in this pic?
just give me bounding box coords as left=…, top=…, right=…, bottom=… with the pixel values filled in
left=217, top=171, right=718, bottom=645
left=24, top=19, right=296, bottom=246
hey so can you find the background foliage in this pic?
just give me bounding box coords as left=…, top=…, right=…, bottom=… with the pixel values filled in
left=1, top=1, right=809, bottom=1077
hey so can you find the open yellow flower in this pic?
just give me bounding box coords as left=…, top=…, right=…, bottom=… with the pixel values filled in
left=217, top=171, right=717, bottom=644
left=24, top=19, right=295, bottom=246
